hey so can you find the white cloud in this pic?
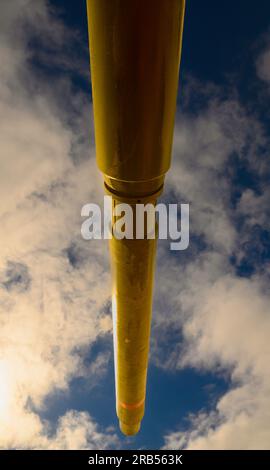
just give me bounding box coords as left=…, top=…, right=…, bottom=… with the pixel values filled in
left=166, top=94, right=265, bottom=254
left=159, top=253, right=270, bottom=449
left=44, top=411, right=119, bottom=450
left=0, top=0, right=115, bottom=450
left=158, top=80, right=270, bottom=449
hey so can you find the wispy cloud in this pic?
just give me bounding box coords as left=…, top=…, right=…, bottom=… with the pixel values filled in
left=157, top=51, right=270, bottom=449
left=0, top=0, right=115, bottom=449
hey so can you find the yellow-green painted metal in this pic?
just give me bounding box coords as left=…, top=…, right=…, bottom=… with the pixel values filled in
left=86, top=0, right=185, bottom=436
left=110, top=196, right=158, bottom=436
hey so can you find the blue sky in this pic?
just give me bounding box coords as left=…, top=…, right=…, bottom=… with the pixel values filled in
left=0, top=0, right=270, bottom=449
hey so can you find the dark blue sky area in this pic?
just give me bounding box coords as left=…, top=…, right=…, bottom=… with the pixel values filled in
left=50, top=0, right=270, bottom=85
left=40, top=349, right=227, bottom=449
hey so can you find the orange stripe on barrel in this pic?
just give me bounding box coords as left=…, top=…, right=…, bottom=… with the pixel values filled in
left=118, top=398, right=145, bottom=410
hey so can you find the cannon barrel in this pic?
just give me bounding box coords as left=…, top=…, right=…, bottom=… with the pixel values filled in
left=87, top=0, right=185, bottom=435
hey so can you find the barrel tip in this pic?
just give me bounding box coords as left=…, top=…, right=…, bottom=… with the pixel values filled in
left=119, top=421, right=141, bottom=436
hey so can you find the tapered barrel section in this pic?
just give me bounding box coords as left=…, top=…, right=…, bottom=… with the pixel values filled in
left=87, top=0, right=185, bottom=435
left=111, top=196, right=158, bottom=436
